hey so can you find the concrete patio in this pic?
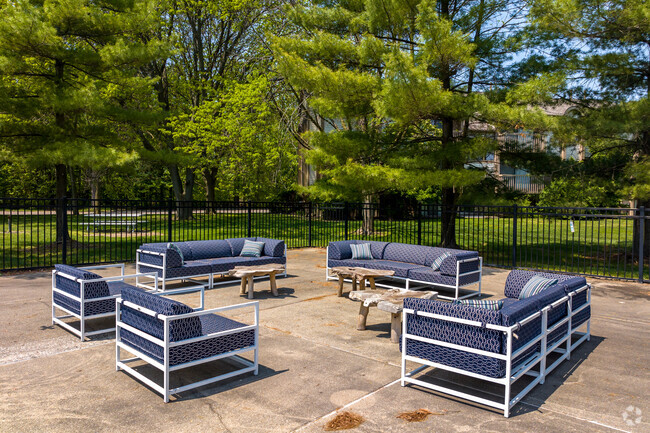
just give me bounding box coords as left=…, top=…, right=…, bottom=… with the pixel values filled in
left=0, top=247, right=648, bottom=432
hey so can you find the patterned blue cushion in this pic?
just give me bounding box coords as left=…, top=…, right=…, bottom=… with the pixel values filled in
left=255, top=237, right=286, bottom=257
left=453, top=299, right=504, bottom=310
left=382, top=243, right=428, bottom=265
left=407, top=266, right=481, bottom=286
left=504, top=270, right=586, bottom=299
left=185, top=240, right=232, bottom=260
left=431, top=252, right=452, bottom=271
left=327, top=240, right=359, bottom=260
left=54, top=264, right=110, bottom=300
left=167, top=243, right=185, bottom=265
left=205, top=256, right=286, bottom=274
left=120, top=287, right=202, bottom=342
left=138, top=245, right=184, bottom=268
left=350, top=243, right=373, bottom=260
left=240, top=240, right=265, bottom=257
left=519, top=276, right=558, bottom=300
left=328, top=259, right=422, bottom=278
left=121, top=314, right=255, bottom=366
left=226, top=238, right=257, bottom=256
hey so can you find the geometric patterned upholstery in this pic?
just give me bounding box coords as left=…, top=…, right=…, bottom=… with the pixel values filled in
left=53, top=264, right=115, bottom=316
left=407, top=266, right=481, bottom=286
left=328, top=259, right=421, bottom=278
left=402, top=270, right=591, bottom=378
left=225, top=238, right=257, bottom=256
left=120, top=287, right=202, bottom=342
left=255, top=237, right=286, bottom=257
left=504, top=269, right=587, bottom=299
left=327, top=241, right=479, bottom=281
left=185, top=240, right=232, bottom=260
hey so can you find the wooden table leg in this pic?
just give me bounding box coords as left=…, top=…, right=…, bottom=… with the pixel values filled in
left=359, top=278, right=366, bottom=290
left=352, top=277, right=357, bottom=291
left=390, top=312, right=402, bottom=343
left=240, top=277, right=247, bottom=295
left=357, top=304, right=369, bottom=331
left=368, top=277, right=376, bottom=290
left=248, top=276, right=255, bottom=299
left=337, top=275, right=344, bottom=297
left=270, top=273, right=278, bottom=296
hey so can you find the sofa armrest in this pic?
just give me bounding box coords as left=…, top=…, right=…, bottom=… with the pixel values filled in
left=439, top=251, right=480, bottom=277
left=137, top=246, right=183, bottom=268
left=327, top=240, right=358, bottom=260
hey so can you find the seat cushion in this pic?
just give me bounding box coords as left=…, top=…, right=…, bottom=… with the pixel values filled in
left=205, top=256, right=286, bottom=274
left=328, top=259, right=421, bottom=278
left=407, top=267, right=480, bottom=286
left=138, top=262, right=212, bottom=279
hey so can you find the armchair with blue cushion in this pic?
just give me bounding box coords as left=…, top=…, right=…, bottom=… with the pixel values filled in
left=400, top=269, right=591, bottom=417
left=116, top=286, right=259, bottom=402
left=52, top=263, right=159, bottom=341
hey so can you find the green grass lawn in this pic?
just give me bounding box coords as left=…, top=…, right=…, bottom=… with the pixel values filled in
left=0, top=210, right=643, bottom=280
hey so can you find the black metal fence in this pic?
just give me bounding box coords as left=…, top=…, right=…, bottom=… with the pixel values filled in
left=1, top=198, right=648, bottom=282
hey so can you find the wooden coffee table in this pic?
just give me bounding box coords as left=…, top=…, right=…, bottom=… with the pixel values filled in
left=228, top=264, right=285, bottom=299
left=330, top=267, right=395, bottom=297
left=349, top=289, right=438, bottom=342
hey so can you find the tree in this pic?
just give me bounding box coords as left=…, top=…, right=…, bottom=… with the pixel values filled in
left=0, top=0, right=163, bottom=242
left=274, top=0, right=550, bottom=244
left=526, top=0, right=649, bottom=255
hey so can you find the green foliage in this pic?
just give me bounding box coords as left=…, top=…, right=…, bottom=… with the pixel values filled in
left=538, top=178, right=622, bottom=208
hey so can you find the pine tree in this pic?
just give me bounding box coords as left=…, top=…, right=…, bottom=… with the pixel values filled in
left=274, top=0, right=550, bottom=244
left=526, top=0, right=649, bottom=255
left=0, top=0, right=164, bottom=241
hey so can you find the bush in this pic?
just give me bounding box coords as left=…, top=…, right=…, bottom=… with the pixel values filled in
left=538, top=178, right=622, bottom=208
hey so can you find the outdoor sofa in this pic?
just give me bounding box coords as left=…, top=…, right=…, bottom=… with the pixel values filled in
left=52, top=263, right=158, bottom=341
left=136, top=237, right=287, bottom=291
left=400, top=269, right=591, bottom=417
left=116, top=286, right=258, bottom=402
left=326, top=240, right=482, bottom=300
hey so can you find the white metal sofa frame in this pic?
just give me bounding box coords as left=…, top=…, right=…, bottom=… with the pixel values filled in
left=325, top=249, right=483, bottom=301
left=401, top=283, right=591, bottom=417
left=135, top=245, right=288, bottom=291
left=52, top=264, right=158, bottom=341
left=116, top=288, right=259, bottom=402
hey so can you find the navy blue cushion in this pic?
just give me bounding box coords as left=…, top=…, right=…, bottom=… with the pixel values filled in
left=382, top=243, right=428, bottom=266
left=138, top=244, right=184, bottom=268
left=504, top=270, right=587, bottom=299
left=407, top=266, right=480, bottom=286
left=328, top=259, right=421, bottom=278
left=120, top=287, right=202, bottom=342
left=205, top=256, right=286, bottom=274
left=54, top=264, right=110, bottom=299
left=255, top=237, right=286, bottom=257
left=226, top=237, right=257, bottom=256
left=327, top=240, right=359, bottom=260
left=185, top=240, right=232, bottom=260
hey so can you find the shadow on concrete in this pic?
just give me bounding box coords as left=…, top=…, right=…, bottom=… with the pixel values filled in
left=405, top=334, right=604, bottom=418
left=119, top=359, right=287, bottom=403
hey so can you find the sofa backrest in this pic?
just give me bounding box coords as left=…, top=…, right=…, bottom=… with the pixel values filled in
left=255, top=237, right=286, bottom=257
left=504, top=269, right=587, bottom=299
left=226, top=237, right=257, bottom=256
left=54, top=264, right=110, bottom=300
left=404, top=297, right=503, bottom=353
left=327, top=240, right=390, bottom=260
left=184, top=240, right=232, bottom=260
left=139, top=243, right=186, bottom=267
left=120, top=287, right=202, bottom=342
left=383, top=243, right=429, bottom=265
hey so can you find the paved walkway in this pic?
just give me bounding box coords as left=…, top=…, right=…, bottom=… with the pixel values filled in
left=0, top=248, right=648, bottom=432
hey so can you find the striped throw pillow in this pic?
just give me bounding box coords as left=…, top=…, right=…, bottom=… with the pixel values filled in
left=453, top=299, right=504, bottom=311
left=240, top=240, right=265, bottom=257
left=431, top=251, right=452, bottom=271
left=350, top=243, right=373, bottom=260
left=167, top=243, right=184, bottom=265
left=519, top=276, right=558, bottom=300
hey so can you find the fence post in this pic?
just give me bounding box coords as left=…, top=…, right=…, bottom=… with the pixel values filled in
left=512, top=203, right=518, bottom=269
left=247, top=200, right=252, bottom=237
left=167, top=197, right=173, bottom=243
left=308, top=202, right=313, bottom=247
left=344, top=202, right=349, bottom=241
left=639, top=206, right=645, bottom=283
left=417, top=202, right=422, bottom=245
left=61, top=196, right=67, bottom=265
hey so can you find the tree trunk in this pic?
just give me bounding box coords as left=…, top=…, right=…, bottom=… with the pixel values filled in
left=204, top=167, right=218, bottom=213
left=633, top=200, right=650, bottom=261
left=441, top=187, right=458, bottom=248
left=55, top=164, right=69, bottom=243
left=67, top=166, right=79, bottom=215
left=361, top=196, right=374, bottom=235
